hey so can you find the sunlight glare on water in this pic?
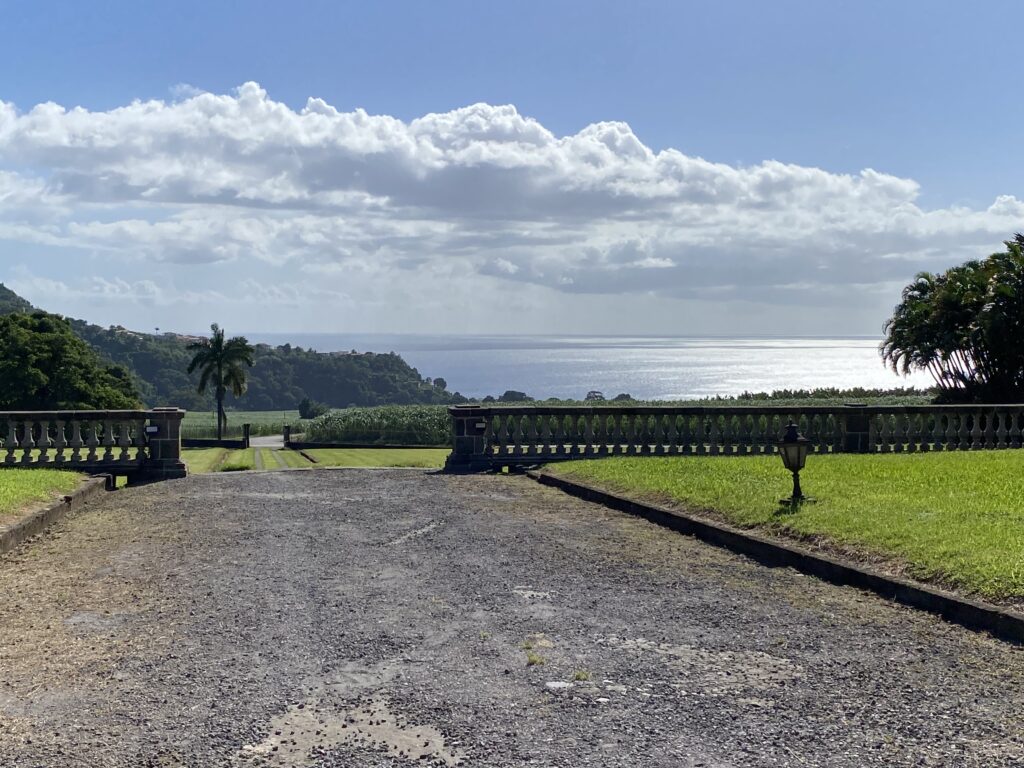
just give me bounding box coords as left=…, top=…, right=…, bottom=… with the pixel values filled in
left=245, top=334, right=933, bottom=400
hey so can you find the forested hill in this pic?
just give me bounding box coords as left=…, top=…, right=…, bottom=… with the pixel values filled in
left=71, top=321, right=456, bottom=410
left=0, top=283, right=33, bottom=314
left=0, top=285, right=457, bottom=409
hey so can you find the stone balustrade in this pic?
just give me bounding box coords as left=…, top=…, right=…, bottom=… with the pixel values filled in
left=0, top=408, right=187, bottom=482
left=445, top=403, right=1024, bottom=472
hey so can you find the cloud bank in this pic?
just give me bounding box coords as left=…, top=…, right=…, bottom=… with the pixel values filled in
left=0, top=82, right=1021, bottom=331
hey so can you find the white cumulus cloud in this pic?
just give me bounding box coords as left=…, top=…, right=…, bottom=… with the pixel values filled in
left=0, top=81, right=1021, bottom=329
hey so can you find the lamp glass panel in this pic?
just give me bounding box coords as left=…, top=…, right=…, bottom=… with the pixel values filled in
left=779, top=441, right=809, bottom=471
left=793, top=442, right=808, bottom=471
left=779, top=443, right=796, bottom=470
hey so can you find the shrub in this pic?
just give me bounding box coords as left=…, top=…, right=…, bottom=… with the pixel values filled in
left=305, top=405, right=450, bottom=446
left=298, top=397, right=329, bottom=419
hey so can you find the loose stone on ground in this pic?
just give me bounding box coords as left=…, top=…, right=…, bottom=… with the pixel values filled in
left=0, top=469, right=1021, bottom=766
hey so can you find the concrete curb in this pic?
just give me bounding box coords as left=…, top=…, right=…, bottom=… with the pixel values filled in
left=529, top=470, right=1024, bottom=644
left=0, top=476, right=109, bottom=556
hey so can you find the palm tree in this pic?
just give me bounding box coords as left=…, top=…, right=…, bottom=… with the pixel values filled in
left=187, top=324, right=255, bottom=439
left=881, top=234, right=1024, bottom=402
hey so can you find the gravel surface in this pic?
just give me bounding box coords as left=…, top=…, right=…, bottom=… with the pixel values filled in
left=0, top=468, right=1022, bottom=767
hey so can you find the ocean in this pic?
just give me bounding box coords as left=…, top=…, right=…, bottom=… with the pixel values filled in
left=243, top=334, right=932, bottom=401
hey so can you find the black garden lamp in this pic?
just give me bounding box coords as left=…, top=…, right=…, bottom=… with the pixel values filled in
left=777, top=420, right=811, bottom=504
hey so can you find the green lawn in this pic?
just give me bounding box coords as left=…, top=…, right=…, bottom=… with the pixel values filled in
left=182, top=448, right=229, bottom=474
left=183, top=447, right=258, bottom=473
left=0, top=469, right=84, bottom=520
left=548, top=452, right=1024, bottom=602
left=306, top=448, right=449, bottom=468
left=276, top=449, right=315, bottom=468
left=183, top=447, right=447, bottom=472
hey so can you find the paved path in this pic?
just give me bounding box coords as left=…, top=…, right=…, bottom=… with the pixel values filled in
left=250, top=434, right=285, bottom=449
left=1, top=470, right=1022, bottom=767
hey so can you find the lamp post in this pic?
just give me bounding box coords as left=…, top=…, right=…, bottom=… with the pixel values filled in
left=777, top=420, right=811, bottom=505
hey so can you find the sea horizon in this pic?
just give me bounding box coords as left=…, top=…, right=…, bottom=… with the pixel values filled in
left=240, top=333, right=932, bottom=401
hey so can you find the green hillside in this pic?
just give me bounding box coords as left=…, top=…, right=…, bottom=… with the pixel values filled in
left=0, top=286, right=458, bottom=410
left=0, top=283, right=33, bottom=315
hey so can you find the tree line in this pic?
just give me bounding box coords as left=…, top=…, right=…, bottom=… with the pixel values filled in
left=881, top=234, right=1024, bottom=402
left=0, top=285, right=460, bottom=411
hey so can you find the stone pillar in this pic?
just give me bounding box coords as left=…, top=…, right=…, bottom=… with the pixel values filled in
left=444, top=406, right=492, bottom=472
left=842, top=404, right=870, bottom=453
left=243, top=423, right=251, bottom=448
left=283, top=424, right=291, bottom=447
left=143, top=407, right=188, bottom=480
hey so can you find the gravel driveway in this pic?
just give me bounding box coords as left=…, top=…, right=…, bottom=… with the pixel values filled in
left=0, top=469, right=1022, bottom=767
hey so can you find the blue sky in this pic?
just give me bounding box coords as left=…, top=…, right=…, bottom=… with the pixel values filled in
left=1, top=1, right=1022, bottom=335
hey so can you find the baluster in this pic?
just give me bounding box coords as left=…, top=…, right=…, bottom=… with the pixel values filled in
left=906, top=414, right=920, bottom=453
left=716, top=415, right=728, bottom=456
left=953, top=411, right=967, bottom=450
left=707, top=415, right=720, bottom=456
left=881, top=414, right=895, bottom=453
left=663, top=415, right=677, bottom=455
left=70, top=420, right=84, bottom=463
left=583, top=414, right=595, bottom=455
left=677, top=415, right=690, bottom=455
left=5, top=419, right=19, bottom=465
left=20, top=420, right=36, bottom=464
left=83, top=421, right=97, bottom=462
left=53, top=419, right=68, bottom=464
left=530, top=415, right=543, bottom=456
left=944, top=412, right=957, bottom=451
left=486, top=415, right=498, bottom=459
left=917, top=413, right=931, bottom=453
left=649, top=415, right=662, bottom=455
left=637, top=414, right=649, bottom=454
left=605, top=414, right=618, bottom=454
left=984, top=410, right=996, bottom=449
left=929, top=413, right=942, bottom=452
left=868, top=414, right=878, bottom=453
left=101, top=419, right=116, bottom=461
left=733, top=415, right=746, bottom=456
left=891, top=414, right=904, bottom=453
left=813, top=415, right=826, bottom=454
left=539, top=414, right=552, bottom=456
left=516, top=414, right=527, bottom=455
left=967, top=411, right=981, bottom=450
left=118, top=420, right=133, bottom=463
left=1010, top=409, right=1022, bottom=449
left=996, top=411, right=1008, bottom=450
left=618, top=415, right=634, bottom=456
left=596, top=414, right=609, bottom=455
left=36, top=420, right=52, bottom=464
left=749, top=415, right=765, bottom=456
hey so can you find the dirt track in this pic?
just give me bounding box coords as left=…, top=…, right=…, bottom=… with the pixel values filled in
left=0, top=469, right=1022, bottom=766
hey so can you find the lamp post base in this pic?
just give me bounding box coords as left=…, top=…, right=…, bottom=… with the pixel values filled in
left=778, top=496, right=816, bottom=507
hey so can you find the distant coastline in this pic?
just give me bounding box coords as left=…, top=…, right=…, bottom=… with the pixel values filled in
left=242, top=333, right=932, bottom=401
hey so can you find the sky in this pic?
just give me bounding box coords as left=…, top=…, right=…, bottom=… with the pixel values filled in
left=1, top=0, right=1022, bottom=337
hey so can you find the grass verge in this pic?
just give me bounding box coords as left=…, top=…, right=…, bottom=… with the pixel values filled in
left=305, top=448, right=449, bottom=468
left=547, top=452, right=1024, bottom=602
left=276, top=449, right=315, bottom=468
left=183, top=447, right=443, bottom=472
left=0, top=469, right=84, bottom=521
left=219, top=449, right=256, bottom=472
left=182, top=448, right=228, bottom=474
